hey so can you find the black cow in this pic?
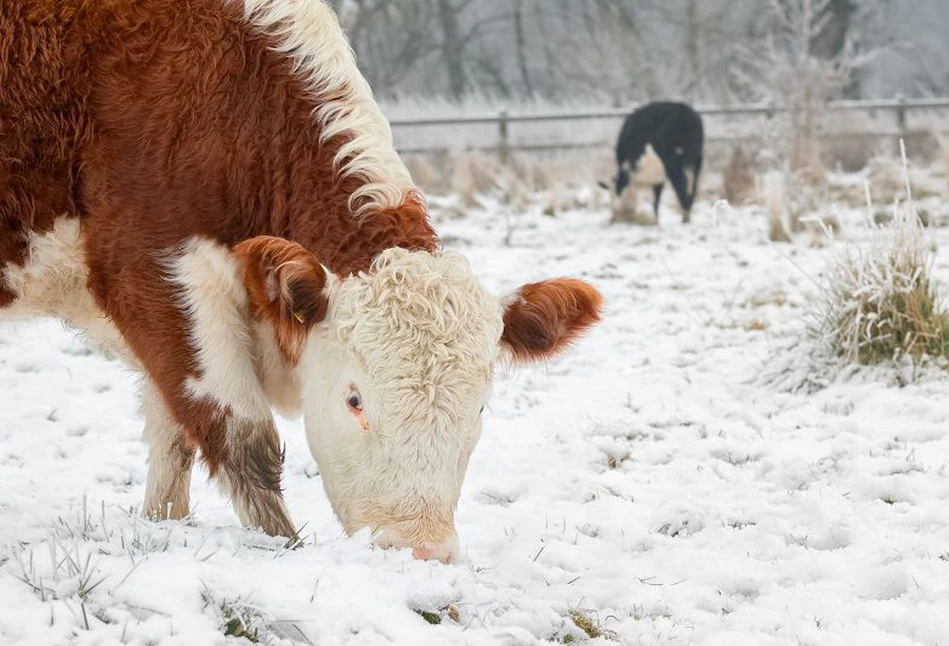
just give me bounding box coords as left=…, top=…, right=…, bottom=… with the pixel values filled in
left=605, top=102, right=704, bottom=224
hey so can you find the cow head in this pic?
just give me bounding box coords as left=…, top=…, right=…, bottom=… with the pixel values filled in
left=614, top=164, right=632, bottom=197
left=598, top=163, right=632, bottom=198
left=236, top=238, right=602, bottom=563
left=606, top=161, right=642, bottom=223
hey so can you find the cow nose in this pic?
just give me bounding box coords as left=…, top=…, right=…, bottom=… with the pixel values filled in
left=373, top=529, right=462, bottom=564
left=411, top=544, right=453, bottom=564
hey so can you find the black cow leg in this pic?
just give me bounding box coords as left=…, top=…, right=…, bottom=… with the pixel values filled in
left=652, top=184, right=664, bottom=220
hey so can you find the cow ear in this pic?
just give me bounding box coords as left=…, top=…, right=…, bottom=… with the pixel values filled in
left=500, top=279, right=603, bottom=363
left=233, top=236, right=332, bottom=361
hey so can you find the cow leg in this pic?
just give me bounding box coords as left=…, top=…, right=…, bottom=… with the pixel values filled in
left=213, top=416, right=296, bottom=540
left=652, top=183, right=664, bottom=219
left=142, top=381, right=194, bottom=520
left=667, top=166, right=694, bottom=224
left=86, top=238, right=297, bottom=539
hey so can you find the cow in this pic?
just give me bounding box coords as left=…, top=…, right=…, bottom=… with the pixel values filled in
left=0, top=0, right=602, bottom=564
left=604, top=102, right=704, bottom=225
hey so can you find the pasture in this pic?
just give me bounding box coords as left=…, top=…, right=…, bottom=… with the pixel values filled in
left=2, top=177, right=949, bottom=644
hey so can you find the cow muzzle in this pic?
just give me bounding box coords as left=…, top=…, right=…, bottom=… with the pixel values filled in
left=375, top=529, right=461, bottom=564
left=411, top=543, right=456, bottom=564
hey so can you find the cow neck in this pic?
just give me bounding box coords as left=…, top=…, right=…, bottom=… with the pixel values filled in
left=278, top=164, right=440, bottom=277
left=234, top=5, right=440, bottom=277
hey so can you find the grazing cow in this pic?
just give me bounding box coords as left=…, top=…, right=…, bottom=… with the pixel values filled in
left=606, top=102, right=704, bottom=224
left=0, top=0, right=602, bottom=563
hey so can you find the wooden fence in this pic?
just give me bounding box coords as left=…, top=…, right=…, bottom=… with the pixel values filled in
left=389, top=96, right=949, bottom=159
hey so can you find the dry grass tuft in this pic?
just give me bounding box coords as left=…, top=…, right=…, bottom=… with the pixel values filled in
left=867, top=156, right=908, bottom=201
left=723, top=146, right=755, bottom=207
left=405, top=154, right=448, bottom=195
left=763, top=171, right=791, bottom=243
left=818, top=211, right=949, bottom=364
left=450, top=150, right=503, bottom=207
left=815, top=150, right=949, bottom=365
left=413, top=604, right=461, bottom=626
left=202, top=587, right=267, bottom=643
left=405, top=148, right=616, bottom=215
left=415, top=609, right=442, bottom=625
left=939, top=135, right=949, bottom=190
left=822, top=110, right=885, bottom=172
left=557, top=608, right=617, bottom=643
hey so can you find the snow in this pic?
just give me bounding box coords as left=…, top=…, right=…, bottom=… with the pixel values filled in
left=2, top=195, right=949, bottom=645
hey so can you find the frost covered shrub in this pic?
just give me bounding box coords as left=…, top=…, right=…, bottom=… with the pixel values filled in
left=404, top=154, right=448, bottom=195
left=450, top=150, right=503, bottom=206
left=723, top=145, right=755, bottom=207
left=822, top=110, right=883, bottom=173
left=815, top=195, right=949, bottom=365
left=763, top=171, right=791, bottom=243
left=940, top=135, right=949, bottom=190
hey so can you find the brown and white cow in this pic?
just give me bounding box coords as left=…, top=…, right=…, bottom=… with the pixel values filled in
left=0, top=0, right=602, bottom=563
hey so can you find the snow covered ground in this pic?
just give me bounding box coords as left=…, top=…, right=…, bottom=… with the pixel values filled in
left=2, top=192, right=949, bottom=645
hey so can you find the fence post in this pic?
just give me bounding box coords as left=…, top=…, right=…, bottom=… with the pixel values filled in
left=498, top=110, right=510, bottom=165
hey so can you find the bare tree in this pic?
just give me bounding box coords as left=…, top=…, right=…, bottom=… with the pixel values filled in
left=808, top=0, right=856, bottom=59
left=325, top=0, right=937, bottom=104
left=734, top=0, right=850, bottom=181
left=512, top=0, right=534, bottom=97
left=334, top=0, right=440, bottom=94
left=436, top=0, right=468, bottom=100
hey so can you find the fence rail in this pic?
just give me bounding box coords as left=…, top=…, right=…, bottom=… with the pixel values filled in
left=389, top=97, right=949, bottom=157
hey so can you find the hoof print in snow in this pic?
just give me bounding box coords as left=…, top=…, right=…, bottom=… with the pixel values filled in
left=709, top=448, right=762, bottom=466
left=822, top=399, right=856, bottom=416
left=577, top=523, right=601, bottom=539
left=655, top=514, right=704, bottom=538
left=724, top=518, right=757, bottom=531
left=603, top=449, right=631, bottom=470
left=477, top=488, right=519, bottom=506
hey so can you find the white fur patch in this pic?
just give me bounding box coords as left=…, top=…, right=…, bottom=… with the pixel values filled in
left=635, top=144, right=667, bottom=187
left=330, top=249, right=503, bottom=431
left=611, top=144, right=668, bottom=223
left=612, top=183, right=640, bottom=219
left=142, top=381, right=193, bottom=520
left=235, top=0, right=415, bottom=218
left=251, top=319, right=303, bottom=418
left=0, top=217, right=130, bottom=359
left=168, top=237, right=271, bottom=420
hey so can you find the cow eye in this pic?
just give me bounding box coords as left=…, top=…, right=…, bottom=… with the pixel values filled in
left=346, top=392, right=362, bottom=411
left=479, top=406, right=484, bottom=414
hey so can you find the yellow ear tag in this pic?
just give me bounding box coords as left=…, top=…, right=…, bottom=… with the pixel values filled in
left=293, top=311, right=305, bottom=324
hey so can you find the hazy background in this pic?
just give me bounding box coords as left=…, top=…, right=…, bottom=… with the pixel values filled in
left=326, top=0, right=949, bottom=105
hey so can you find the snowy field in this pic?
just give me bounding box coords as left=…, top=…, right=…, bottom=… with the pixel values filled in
left=2, top=193, right=949, bottom=645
